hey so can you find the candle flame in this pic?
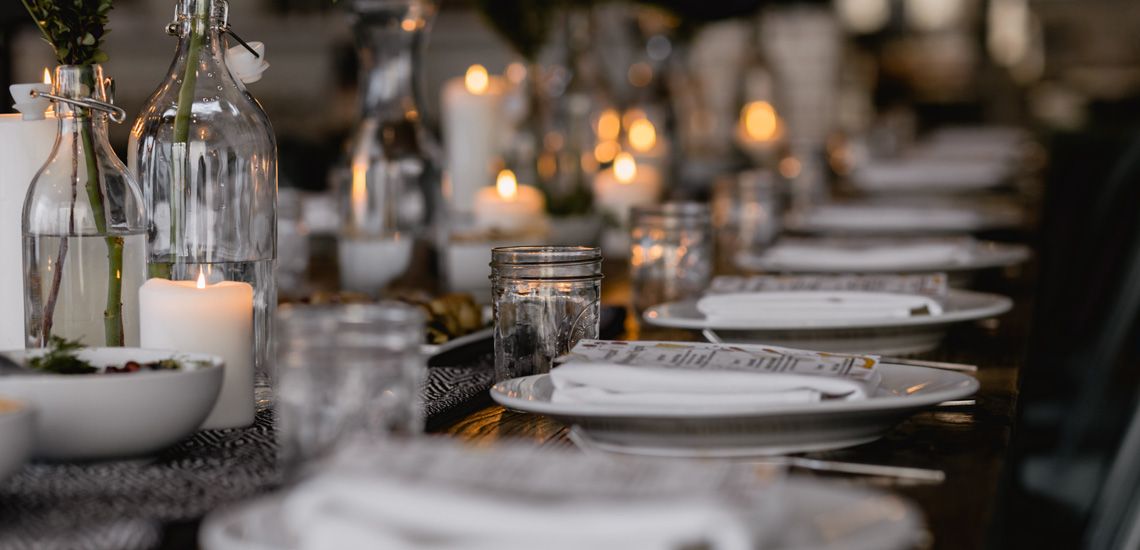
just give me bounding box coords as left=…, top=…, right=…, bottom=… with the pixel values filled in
left=597, top=109, right=620, bottom=142
left=628, top=118, right=657, bottom=152
left=465, top=65, right=489, bottom=95
left=196, top=271, right=207, bottom=289
left=42, top=68, right=51, bottom=85
left=594, top=140, right=619, bottom=164
left=743, top=101, right=780, bottom=142
left=496, top=169, right=519, bottom=200
left=351, top=159, right=369, bottom=226
left=614, top=153, right=637, bottom=184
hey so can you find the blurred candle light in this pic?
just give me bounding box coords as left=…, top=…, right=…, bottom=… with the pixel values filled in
left=597, top=109, right=621, bottom=142
left=594, top=141, right=620, bottom=164
left=742, top=101, right=780, bottom=142
left=473, top=169, right=546, bottom=234
left=628, top=118, right=657, bottom=153
left=593, top=152, right=661, bottom=227
left=614, top=152, right=638, bottom=182
left=465, top=64, right=489, bottom=94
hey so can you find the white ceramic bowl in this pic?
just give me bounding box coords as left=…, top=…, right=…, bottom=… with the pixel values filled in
left=0, top=348, right=224, bottom=461
left=0, top=398, right=34, bottom=481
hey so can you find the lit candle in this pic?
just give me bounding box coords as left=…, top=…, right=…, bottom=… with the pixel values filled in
left=736, top=100, right=784, bottom=160
left=441, top=65, right=505, bottom=217
left=473, top=169, right=547, bottom=234
left=592, top=152, right=661, bottom=226
left=0, top=69, right=57, bottom=348
left=139, top=272, right=254, bottom=429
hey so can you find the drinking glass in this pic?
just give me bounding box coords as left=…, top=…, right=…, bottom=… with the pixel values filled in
left=492, top=246, right=603, bottom=382
left=276, top=302, right=424, bottom=472
left=712, top=170, right=782, bottom=272
left=630, top=203, right=713, bottom=313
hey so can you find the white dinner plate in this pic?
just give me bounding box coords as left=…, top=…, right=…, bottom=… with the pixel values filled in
left=736, top=240, right=1030, bottom=274
left=491, top=363, right=978, bottom=456
left=642, top=289, right=1010, bottom=355
left=200, top=477, right=926, bottom=550
left=786, top=204, right=1022, bottom=235
left=645, top=289, right=1010, bottom=331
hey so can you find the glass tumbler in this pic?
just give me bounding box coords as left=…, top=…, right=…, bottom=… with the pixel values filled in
left=630, top=203, right=713, bottom=314
left=276, top=302, right=424, bottom=471
left=492, top=246, right=603, bottom=382
left=712, top=170, right=782, bottom=272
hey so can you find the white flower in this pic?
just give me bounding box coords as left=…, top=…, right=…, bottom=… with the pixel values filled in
left=226, top=41, right=269, bottom=84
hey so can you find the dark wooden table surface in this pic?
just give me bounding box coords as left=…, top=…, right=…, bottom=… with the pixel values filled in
left=436, top=261, right=1034, bottom=550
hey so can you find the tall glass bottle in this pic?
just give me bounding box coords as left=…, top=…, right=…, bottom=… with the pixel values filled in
left=337, top=0, right=437, bottom=295
left=23, top=65, right=147, bottom=349
left=129, top=0, right=277, bottom=398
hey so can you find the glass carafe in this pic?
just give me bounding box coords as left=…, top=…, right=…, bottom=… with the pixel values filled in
left=129, top=0, right=277, bottom=399
left=23, top=64, right=147, bottom=348
left=336, top=0, right=437, bottom=295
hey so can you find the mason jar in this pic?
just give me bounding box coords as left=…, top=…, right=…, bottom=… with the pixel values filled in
left=491, top=246, right=603, bottom=382
left=629, top=202, right=713, bottom=314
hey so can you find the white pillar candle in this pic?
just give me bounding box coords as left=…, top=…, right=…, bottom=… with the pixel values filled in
left=0, top=114, right=57, bottom=349
left=337, top=235, right=413, bottom=294
left=473, top=169, right=547, bottom=234
left=441, top=65, right=505, bottom=216
left=592, top=153, right=661, bottom=226
left=139, top=275, right=254, bottom=429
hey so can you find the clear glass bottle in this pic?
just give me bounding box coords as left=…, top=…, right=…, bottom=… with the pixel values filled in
left=23, top=64, right=147, bottom=348
left=491, top=246, right=602, bottom=381
left=336, top=0, right=436, bottom=295
left=129, top=0, right=277, bottom=398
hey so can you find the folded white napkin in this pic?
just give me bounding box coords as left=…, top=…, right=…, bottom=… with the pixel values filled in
left=696, top=291, right=943, bottom=323
left=759, top=241, right=968, bottom=270
left=279, top=440, right=763, bottom=550
left=550, top=341, right=882, bottom=410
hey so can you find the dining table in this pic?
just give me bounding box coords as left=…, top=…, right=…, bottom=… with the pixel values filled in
left=437, top=258, right=1034, bottom=550
left=0, top=241, right=1035, bottom=550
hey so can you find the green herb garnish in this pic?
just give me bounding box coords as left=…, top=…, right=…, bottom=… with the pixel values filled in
left=28, top=336, right=97, bottom=375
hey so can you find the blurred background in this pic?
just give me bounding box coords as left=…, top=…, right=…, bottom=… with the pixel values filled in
left=4, top=0, right=1139, bottom=192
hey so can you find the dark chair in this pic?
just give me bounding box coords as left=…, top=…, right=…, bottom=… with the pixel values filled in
left=993, top=131, right=1140, bottom=549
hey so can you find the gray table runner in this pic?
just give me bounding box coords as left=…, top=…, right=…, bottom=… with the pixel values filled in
left=0, top=362, right=495, bottom=550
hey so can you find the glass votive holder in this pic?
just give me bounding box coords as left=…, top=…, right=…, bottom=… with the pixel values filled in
left=276, top=302, right=424, bottom=473
left=630, top=202, right=713, bottom=314
left=712, top=170, right=782, bottom=272
left=491, top=246, right=603, bottom=382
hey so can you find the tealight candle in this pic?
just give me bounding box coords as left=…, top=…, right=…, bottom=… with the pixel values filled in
left=442, top=65, right=505, bottom=216
left=473, top=169, right=547, bottom=234
left=592, top=152, right=661, bottom=225
left=139, top=273, right=254, bottom=429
